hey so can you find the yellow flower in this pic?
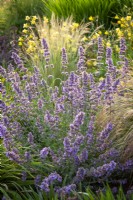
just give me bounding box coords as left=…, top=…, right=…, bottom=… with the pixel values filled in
left=92, top=35, right=97, bottom=40
left=32, top=16, right=38, bottom=21
left=33, top=55, right=39, bottom=60
left=81, top=36, right=88, bottom=42
left=18, top=37, right=23, bottom=42
left=91, top=33, right=100, bottom=40
left=29, top=34, right=33, bottom=39
left=28, top=40, right=36, bottom=46
left=117, top=20, right=121, bottom=24
left=26, top=45, right=35, bottom=53
left=106, top=41, right=111, bottom=47
left=71, top=23, right=79, bottom=31
left=95, top=33, right=100, bottom=37
left=98, top=31, right=102, bottom=35
left=31, top=19, right=36, bottom=25
left=22, top=29, right=28, bottom=34
left=43, top=16, right=49, bottom=23
left=116, top=28, right=120, bottom=32
left=25, top=16, right=30, bottom=21
left=115, top=15, right=119, bottom=19
left=104, top=31, right=109, bottom=35
left=117, top=30, right=123, bottom=37
left=26, top=48, right=31, bottom=54
left=93, top=61, right=97, bottom=66
left=40, top=49, right=44, bottom=54
left=23, top=23, right=29, bottom=28
left=126, top=16, right=131, bottom=21
left=31, top=16, right=38, bottom=25
left=120, top=24, right=125, bottom=28
left=128, top=32, right=131, bottom=37
left=86, top=60, right=92, bottom=67
left=99, top=77, right=104, bottom=81
left=89, top=16, right=94, bottom=21
left=130, top=21, right=133, bottom=27
left=121, top=17, right=125, bottom=22
left=115, top=45, right=119, bottom=53
left=18, top=42, right=23, bottom=46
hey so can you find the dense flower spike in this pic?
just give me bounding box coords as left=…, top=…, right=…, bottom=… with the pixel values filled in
left=41, top=38, right=50, bottom=64
left=74, top=167, right=86, bottom=183
left=27, top=132, right=34, bottom=144
left=72, top=111, right=85, bottom=130
left=97, top=37, right=104, bottom=66
left=40, top=147, right=50, bottom=159
left=119, top=38, right=126, bottom=60
left=6, top=150, right=22, bottom=163
left=56, top=184, right=76, bottom=195
left=40, top=172, right=62, bottom=192
left=0, top=124, right=7, bottom=138
left=22, top=171, right=27, bottom=181
left=0, top=65, right=6, bottom=77
left=61, top=47, right=68, bottom=70
left=77, top=46, right=86, bottom=72
left=92, top=161, right=117, bottom=177
left=11, top=52, right=27, bottom=72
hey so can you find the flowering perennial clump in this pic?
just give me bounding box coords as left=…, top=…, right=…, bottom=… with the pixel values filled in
left=0, top=36, right=132, bottom=197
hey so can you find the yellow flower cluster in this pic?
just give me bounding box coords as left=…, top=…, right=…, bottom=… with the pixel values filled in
left=43, top=16, right=49, bottom=23
left=89, top=16, right=94, bottom=21
left=18, top=15, right=88, bottom=66
left=116, top=15, right=133, bottom=40
left=18, top=16, right=39, bottom=53
left=31, top=16, right=38, bottom=25
left=71, top=23, right=79, bottom=31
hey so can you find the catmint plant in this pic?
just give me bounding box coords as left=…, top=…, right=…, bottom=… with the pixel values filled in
left=0, top=39, right=132, bottom=197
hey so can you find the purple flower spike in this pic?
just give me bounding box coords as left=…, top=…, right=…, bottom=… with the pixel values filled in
left=77, top=46, right=86, bottom=72
left=6, top=150, right=21, bottom=163
left=25, top=151, right=31, bottom=161
left=61, top=47, right=68, bottom=69
left=98, top=123, right=113, bottom=141
left=0, top=65, right=6, bottom=77
left=71, top=111, right=85, bottom=131
left=56, top=184, right=76, bottom=195
left=92, top=161, right=116, bottom=177
left=22, top=171, right=27, bottom=181
left=47, top=172, right=62, bottom=184
left=35, top=175, right=42, bottom=186
left=40, top=147, right=49, bottom=159
left=40, top=172, right=62, bottom=192
left=0, top=124, right=7, bottom=138
left=79, top=148, right=88, bottom=162
left=74, top=167, right=86, bottom=183
left=82, top=71, right=89, bottom=86
left=41, top=38, right=50, bottom=64
left=27, top=132, right=34, bottom=144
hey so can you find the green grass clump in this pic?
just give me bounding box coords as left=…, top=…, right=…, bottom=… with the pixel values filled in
left=43, top=0, right=133, bottom=28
